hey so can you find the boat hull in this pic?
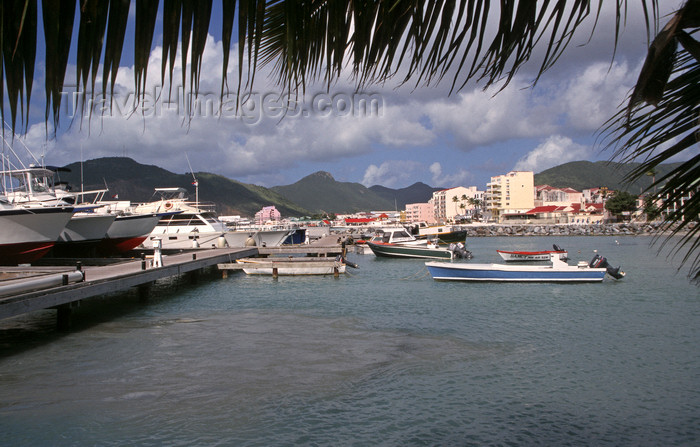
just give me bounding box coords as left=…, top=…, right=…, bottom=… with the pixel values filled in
left=100, top=214, right=161, bottom=254
left=368, top=242, right=453, bottom=260
left=0, top=207, right=74, bottom=264
left=425, top=261, right=607, bottom=282
left=497, top=250, right=568, bottom=262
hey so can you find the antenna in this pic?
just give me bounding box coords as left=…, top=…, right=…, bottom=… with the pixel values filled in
left=185, top=153, right=198, bottom=207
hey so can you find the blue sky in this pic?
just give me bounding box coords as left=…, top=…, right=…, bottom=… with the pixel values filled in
left=12, top=1, right=695, bottom=192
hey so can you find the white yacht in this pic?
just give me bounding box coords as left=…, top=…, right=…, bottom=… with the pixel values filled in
left=0, top=194, right=75, bottom=264
left=133, top=188, right=229, bottom=249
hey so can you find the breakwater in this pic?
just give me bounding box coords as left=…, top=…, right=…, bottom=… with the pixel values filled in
left=461, top=222, right=670, bottom=237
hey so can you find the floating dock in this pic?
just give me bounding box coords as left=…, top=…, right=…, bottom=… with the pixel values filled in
left=219, top=257, right=347, bottom=277
left=0, top=247, right=257, bottom=329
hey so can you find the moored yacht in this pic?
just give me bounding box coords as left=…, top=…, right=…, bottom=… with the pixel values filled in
left=0, top=195, right=75, bottom=264
left=133, top=188, right=228, bottom=249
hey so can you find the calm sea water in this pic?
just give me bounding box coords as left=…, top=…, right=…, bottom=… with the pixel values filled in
left=0, top=236, right=698, bottom=446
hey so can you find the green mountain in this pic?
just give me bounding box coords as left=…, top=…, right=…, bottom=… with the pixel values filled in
left=52, top=157, right=682, bottom=218
left=271, top=171, right=394, bottom=214
left=57, top=157, right=310, bottom=217
left=534, top=160, right=681, bottom=193
left=369, top=182, right=443, bottom=209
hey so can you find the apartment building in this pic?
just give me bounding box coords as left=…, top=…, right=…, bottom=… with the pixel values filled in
left=405, top=202, right=437, bottom=224
left=429, top=186, right=484, bottom=223
left=485, top=171, right=534, bottom=222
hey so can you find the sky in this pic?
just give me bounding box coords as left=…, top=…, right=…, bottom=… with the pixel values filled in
left=10, top=1, right=696, bottom=193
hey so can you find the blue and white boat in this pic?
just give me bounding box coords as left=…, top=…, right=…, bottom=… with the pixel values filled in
left=425, top=253, right=624, bottom=282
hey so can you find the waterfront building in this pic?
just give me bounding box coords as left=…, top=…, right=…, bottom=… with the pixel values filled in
left=430, top=186, right=484, bottom=224
left=486, top=171, right=535, bottom=223
left=535, top=185, right=583, bottom=207
left=405, top=202, right=437, bottom=224
left=255, top=205, right=281, bottom=224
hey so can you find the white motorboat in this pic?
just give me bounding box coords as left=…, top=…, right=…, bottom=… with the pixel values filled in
left=367, top=227, right=428, bottom=246
left=426, top=253, right=625, bottom=282
left=0, top=195, right=75, bottom=264
left=497, top=244, right=568, bottom=262
left=99, top=213, right=162, bottom=255
left=134, top=188, right=229, bottom=249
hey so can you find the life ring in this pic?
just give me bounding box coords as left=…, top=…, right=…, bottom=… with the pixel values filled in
left=164, top=201, right=173, bottom=210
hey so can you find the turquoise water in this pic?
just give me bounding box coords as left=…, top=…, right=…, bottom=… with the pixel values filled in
left=0, top=236, right=698, bottom=446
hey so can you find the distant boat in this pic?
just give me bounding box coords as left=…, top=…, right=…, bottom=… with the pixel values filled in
left=426, top=253, right=625, bottom=282
left=416, top=224, right=468, bottom=243
left=497, top=244, right=568, bottom=262
left=368, top=241, right=472, bottom=260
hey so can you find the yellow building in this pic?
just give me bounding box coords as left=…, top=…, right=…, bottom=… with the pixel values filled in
left=485, top=171, right=535, bottom=222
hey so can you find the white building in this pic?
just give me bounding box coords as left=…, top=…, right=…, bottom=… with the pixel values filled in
left=430, top=186, right=484, bottom=223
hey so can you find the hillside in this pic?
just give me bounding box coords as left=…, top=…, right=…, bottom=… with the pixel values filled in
left=49, top=157, right=684, bottom=217
left=369, top=182, right=442, bottom=209
left=534, top=160, right=681, bottom=193
left=271, top=171, right=394, bottom=214
left=57, top=157, right=309, bottom=217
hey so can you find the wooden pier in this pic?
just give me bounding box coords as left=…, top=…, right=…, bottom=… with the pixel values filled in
left=0, top=247, right=256, bottom=329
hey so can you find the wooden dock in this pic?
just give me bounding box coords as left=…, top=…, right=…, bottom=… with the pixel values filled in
left=0, top=247, right=257, bottom=329
left=219, top=257, right=347, bottom=277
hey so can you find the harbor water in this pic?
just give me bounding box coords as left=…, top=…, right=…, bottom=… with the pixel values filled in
left=1, top=236, right=698, bottom=446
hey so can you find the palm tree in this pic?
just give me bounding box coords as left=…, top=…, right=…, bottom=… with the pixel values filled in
left=451, top=195, right=459, bottom=219
left=1, top=0, right=698, bottom=280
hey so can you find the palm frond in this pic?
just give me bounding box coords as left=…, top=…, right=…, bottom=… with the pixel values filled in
left=601, top=1, right=700, bottom=281
left=42, top=0, right=75, bottom=134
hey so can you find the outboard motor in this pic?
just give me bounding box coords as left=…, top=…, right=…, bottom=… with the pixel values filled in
left=553, top=244, right=567, bottom=260
left=450, top=242, right=473, bottom=259
left=589, top=254, right=625, bottom=279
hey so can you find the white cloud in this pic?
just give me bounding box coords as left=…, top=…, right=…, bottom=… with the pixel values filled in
left=561, top=61, right=637, bottom=130
left=514, top=135, right=592, bottom=173
left=361, top=160, right=424, bottom=187
left=427, top=162, right=473, bottom=188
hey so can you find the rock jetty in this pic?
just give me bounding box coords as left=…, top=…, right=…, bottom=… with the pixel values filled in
left=461, top=222, right=673, bottom=237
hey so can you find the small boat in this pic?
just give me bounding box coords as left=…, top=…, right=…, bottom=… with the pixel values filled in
left=368, top=240, right=472, bottom=260
left=233, top=257, right=348, bottom=276
left=366, top=227, right=428, bottom=246
left=426, top=253, right=625, bottom=282
left=417, top=224, right=468, bottom=243
left=497, top=244, right=568, bottom=262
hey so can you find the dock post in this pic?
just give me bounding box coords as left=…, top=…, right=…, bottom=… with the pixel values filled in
left=138, top=283, right=151, bottom=302
left=56, top=302, right=79, bottom=331
left=272, top=267, right=278, bottom=278
left=222, top=269, right=228, bottom=279
left=334, top=266, right=339, bottom=277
